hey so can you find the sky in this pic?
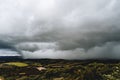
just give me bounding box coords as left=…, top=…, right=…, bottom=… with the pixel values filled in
left=0, top=0, right=120, bottom=59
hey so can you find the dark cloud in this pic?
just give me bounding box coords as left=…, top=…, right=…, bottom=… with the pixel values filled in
left=0, top=0, right=120, bottom=59
left=0, top=40, right=21, bottom=56
left=0, top=40, right=13, bottom=49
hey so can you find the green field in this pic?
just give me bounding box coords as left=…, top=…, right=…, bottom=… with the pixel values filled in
left=4, top=62, right=28, bottom=67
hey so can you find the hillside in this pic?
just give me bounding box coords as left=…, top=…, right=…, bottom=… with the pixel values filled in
left=0, top=59, right=120, bottom=80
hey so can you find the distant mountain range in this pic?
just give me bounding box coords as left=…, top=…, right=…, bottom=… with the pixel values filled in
left=0, top=56, right=22, bottom=61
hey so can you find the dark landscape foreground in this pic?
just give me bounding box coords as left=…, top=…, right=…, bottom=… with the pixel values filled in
left=0, top=59, right=120, bottom=80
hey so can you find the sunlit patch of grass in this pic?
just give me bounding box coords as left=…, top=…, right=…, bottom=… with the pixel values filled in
left=4, top=62, right=28, bottom=67
left=0, top=76, right=4, bottom=80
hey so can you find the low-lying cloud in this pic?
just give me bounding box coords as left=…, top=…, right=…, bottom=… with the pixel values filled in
left=0, top=0, right=120, bottom=59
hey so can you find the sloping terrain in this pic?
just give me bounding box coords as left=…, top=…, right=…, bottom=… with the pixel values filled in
left=0, top=59, right=120, bottom=80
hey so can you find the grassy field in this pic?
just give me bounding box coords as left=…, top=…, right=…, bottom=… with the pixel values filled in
left=4, top=62, right=28, bottom=67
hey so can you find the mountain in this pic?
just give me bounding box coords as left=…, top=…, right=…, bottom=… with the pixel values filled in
left=0, top=56, right=22, bottom=61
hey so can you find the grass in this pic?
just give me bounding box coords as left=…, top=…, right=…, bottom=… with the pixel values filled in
left=4, top=62, right=28, bottom=67
left=0, top=76, right=4, bottom=80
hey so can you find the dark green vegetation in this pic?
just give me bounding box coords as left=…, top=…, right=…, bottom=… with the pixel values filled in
left=0, top=59, right=120, bottom=80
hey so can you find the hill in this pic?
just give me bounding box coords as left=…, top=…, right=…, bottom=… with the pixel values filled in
left=0, top=59, right=120, bottom=80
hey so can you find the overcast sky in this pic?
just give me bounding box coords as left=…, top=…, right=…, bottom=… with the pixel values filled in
left=0, top=0, right=120, bottom=59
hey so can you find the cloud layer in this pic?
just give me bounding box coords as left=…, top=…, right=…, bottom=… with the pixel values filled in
left=0, top=0, right=120, bottom=59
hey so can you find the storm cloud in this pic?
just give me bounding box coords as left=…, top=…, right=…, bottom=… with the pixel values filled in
left=0, top=0, right=120, bottom=59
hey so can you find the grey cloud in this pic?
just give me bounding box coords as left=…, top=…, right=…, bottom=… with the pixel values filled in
left=0, top=49, right=20, bottom=56
left=15, top=42, right=58, bottom=52
left=0, top=0, right=120, bottom=59
left=0, top=39, right=22, bottom=56
left=0, top=40, right=13, bottom=49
